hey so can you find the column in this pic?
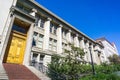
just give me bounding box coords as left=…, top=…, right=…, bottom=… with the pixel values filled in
left=86, top=41, right=90, bottom=62
left=79, top=37, right=85, bottom=49
left=74, top=34, right=79, bottom=47
left=43, top=17, right=51, bottom=51
left=91, top=44, right=97, bottom=64
left=23, top=23, right=34, bottom=65
left=0, top=15, right=15, bottom=62
left=67, top=29, right=71, bottom=43
left=57, top=24, right=62, bottom=54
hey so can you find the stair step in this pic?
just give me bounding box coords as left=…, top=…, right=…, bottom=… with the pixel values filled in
left=3, top=63, right=41, bottom=80
left=0, top=62, right=8, bottom=80
left=27, top=66, right=51, bottom=80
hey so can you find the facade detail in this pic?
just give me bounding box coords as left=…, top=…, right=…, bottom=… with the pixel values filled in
left=0, top=0, right=106, bottom=69
left=96, top=37, right=119, bottom=63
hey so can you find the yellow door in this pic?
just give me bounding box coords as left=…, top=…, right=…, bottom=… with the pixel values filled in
left=6, top=31, right=26, bottom=64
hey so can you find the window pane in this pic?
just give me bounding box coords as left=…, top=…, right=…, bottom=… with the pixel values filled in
left=37, top=41, right=43, bottom=48
left=38, top=34, right=43, bottom=41
left=50, top=23, right=53, bottom=33
left=40, top=19, right=45, bottom=28
left=54, top=26, right=57, bottom=34
left=33, top=32, right=38, bottom=40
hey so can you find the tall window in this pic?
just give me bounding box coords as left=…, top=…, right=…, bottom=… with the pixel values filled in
left=49, top=38, right=57, bottom=51
left=40, top=19, right=45, bottom=28
left=71, top=34, right=75, bottom=43
left=33, top=32, right=38, bottom=39
left=53, top=40, right=57, bottom=51
left=33, top=32, right=44, bottom=49
left=50, top=23, right=53, bottom=33
left=50, top=23, right=57, bottom=35
left=62, top=29, right=67, bottom=39
left=62, top=43, right=67, bottom=52
left=36, top=34, right=44, bottom=48
left=35, top=16, right=45, bottom=28
left=49, top=38, right=52, bottom=51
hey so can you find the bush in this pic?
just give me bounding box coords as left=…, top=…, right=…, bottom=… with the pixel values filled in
left=81, top=73, right=120, bottom=80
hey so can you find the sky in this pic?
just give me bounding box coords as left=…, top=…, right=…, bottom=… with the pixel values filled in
left=35, top=0, right=120, bottom=54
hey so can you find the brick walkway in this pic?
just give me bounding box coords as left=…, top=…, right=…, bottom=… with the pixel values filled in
left=3, top=63, right=40, bottom=80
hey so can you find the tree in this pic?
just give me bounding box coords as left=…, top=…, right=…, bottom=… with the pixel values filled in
left=47, top=43, right=89, bottom=80
left=108, top=54, right=120, bottom=64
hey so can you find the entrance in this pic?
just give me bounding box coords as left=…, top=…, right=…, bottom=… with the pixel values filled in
left=3, top=18, right=29, bottom=64
left=5, top=31, right=26, bottom=64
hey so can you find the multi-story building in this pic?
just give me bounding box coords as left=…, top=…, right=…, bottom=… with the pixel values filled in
left=96, top=37, right=119, bottom=62
left=0, top=0, right=105, bottom=71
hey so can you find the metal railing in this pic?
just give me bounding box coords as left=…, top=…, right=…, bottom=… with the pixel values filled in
left=30, top=60, right=48, bottom=74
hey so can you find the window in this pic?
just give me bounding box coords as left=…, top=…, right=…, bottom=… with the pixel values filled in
left=49, top=38, right=52, bottom=51
left=36, top=34, right=44, bottom=48
left=40, top=55, right=45, bottom=61
left=40, top=19, right=45, bottom=28
left=33, top=32, right=38, bottom=40
left=53, top=40, right=57, bottom=51
left=32, top=32, right=44, bottom=49
left=54, top=26, right=57, bottom=34
left=50, top=23, right=57, bottom=35
left=62, top=43, right=67, bottom=52
left=50, top=23, right=53, bottom=33
left=71, top=34, right=75, bottom=43
left=49, top=38, right=57, bottom=51
left=35, top=16, right=45, bottom=28
left=12, top=25, right=27, bottom=34
left=62, top=29, right=67, bottom=39
left=32, top=54, right=38, bottom=61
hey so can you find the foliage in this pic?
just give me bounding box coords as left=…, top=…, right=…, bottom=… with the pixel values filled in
left=108, top=54, right=120, bottom=64
left=81, top=73, right=120, bottom=80
left=47, top=43, right=120, bottom=80
left=47, top=43, right=88, bottom=80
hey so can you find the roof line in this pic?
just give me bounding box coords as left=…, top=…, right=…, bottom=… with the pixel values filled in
left=29, top=0, right=96, bottom=43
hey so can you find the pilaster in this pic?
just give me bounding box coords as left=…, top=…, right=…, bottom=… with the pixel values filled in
left=67, top=29, right=71, bottom=43
left=43, top=17, right=51, bottom=51
left=74, top=34, right=79, bottom=47
left=79, top=37, right=85, bottom=49
left=23, top=23, right=34, bottom=65
left=90, top=43, right=97, bottom=64
left=57, top=24, right=62, bottom=54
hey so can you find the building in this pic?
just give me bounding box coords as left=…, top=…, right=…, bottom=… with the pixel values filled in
left=96, top=37, right=119, bottom=62
left=0, top=0, right=105, bottom=77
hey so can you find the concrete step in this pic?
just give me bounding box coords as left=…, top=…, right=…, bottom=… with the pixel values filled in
left=3, top=63, right=40, bottom=80
left=0, top=62, right=9, bottom=80
left=27, top=66, right=51, bottom=80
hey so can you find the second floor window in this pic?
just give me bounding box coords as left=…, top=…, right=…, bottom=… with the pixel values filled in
left=36, top=34, right=44, bottom=48
left=35, top=16, right=45, bottom=28
left=40, top=19, right=45, bottom=28
left=50, top=23, right=57, bottom=35
left=49, top=38, right=57, bottom=51
left=62, top=29, right=67, bottom=39
left=33, top=32, right=44, bottom=49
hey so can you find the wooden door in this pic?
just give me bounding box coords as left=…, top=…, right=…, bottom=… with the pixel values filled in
left=6, top=32, right=26, bottom=64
